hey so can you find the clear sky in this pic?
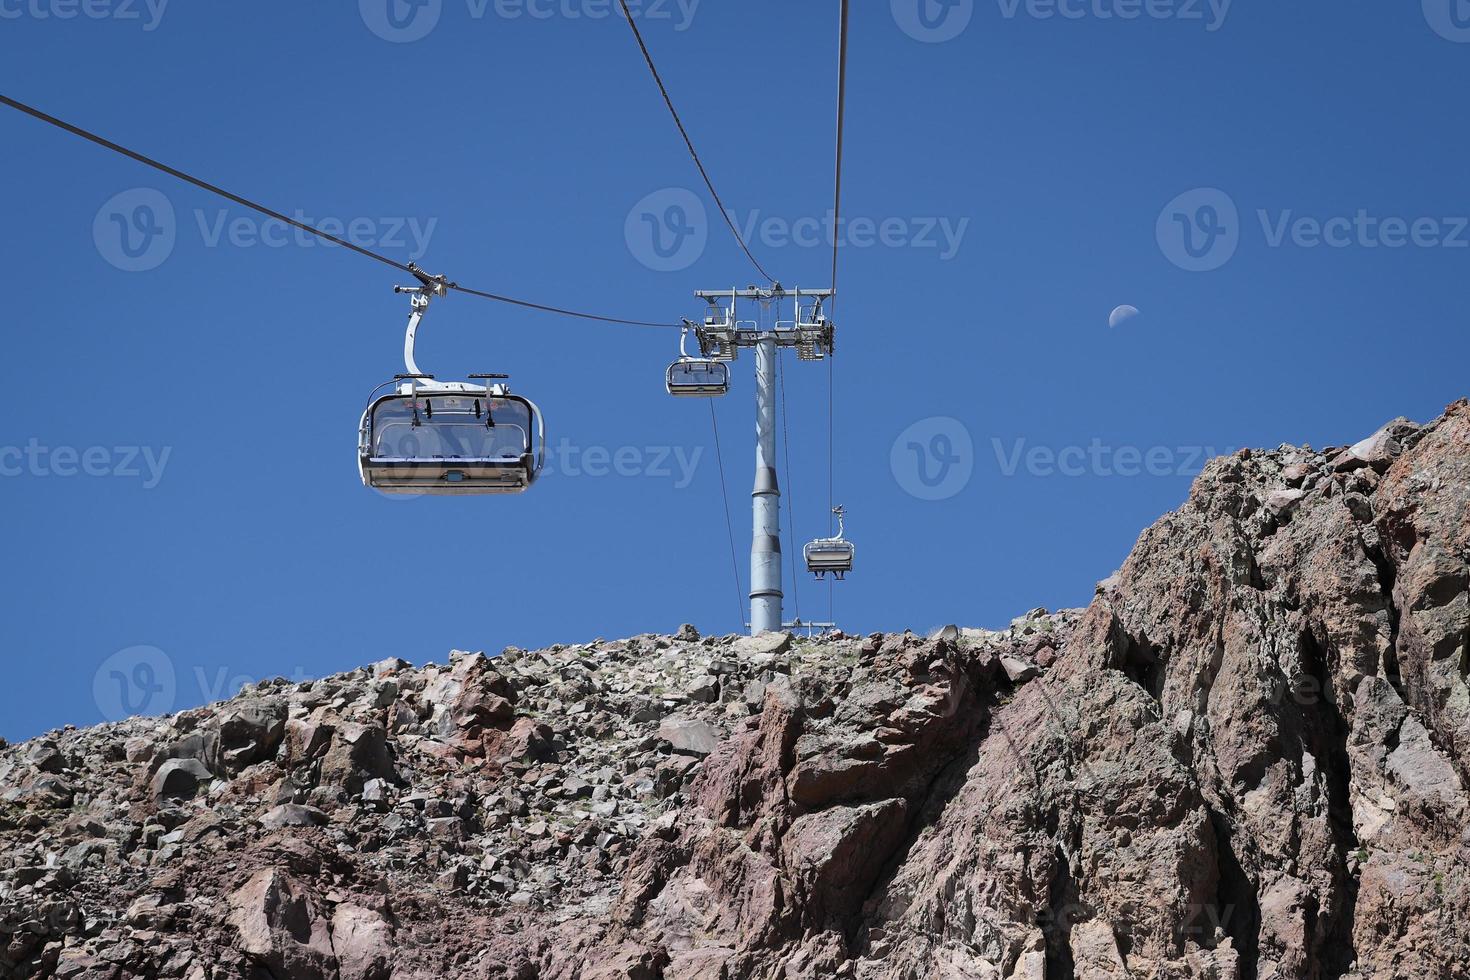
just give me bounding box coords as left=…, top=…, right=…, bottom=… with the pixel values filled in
left=3, top=1, right=1466, bottom=740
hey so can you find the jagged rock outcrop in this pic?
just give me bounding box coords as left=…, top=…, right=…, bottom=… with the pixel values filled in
left=2, top=400, right=1467, bottom=980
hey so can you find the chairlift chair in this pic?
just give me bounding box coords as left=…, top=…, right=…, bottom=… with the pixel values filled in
left=805, top=506, right=855, bottom=579
left=692, top=302, right=738, bottom=362
left=358, top=265, right=546, bottom=495
left=666, top=327, right=731, bottom=398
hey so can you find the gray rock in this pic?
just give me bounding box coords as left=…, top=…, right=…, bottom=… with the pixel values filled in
left=736, top=632, right=792, bottom=658
left=1349, top=417, right=1417, bottom=471
left=998, top=656, right=1040, bottom=684
left=659, top=718, right=721, bottom=756
left=686, top=675, right=720, bottom=703
left=258, top=804, right=328, bottom=830
left=150, top=758, right=213, bottom=804
left=218, top=699, right=287, bottom=772
left=24, top=742, right=67, bottom=774
left=1266, top=487, right=1307, bottom=517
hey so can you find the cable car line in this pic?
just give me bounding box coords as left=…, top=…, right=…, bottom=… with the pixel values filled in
left=614, top=0, right=776, bottom=285
left=449, top=283, right=673, bottom=329
left=708, top=400, right=746, bottom=629
left=827, top=0, right=851, bottom=626
left=778, top=350, right=801, bottom=625
left=0, top=93, right=675, bottom=330
left=830, top=0, right=851, bottom=299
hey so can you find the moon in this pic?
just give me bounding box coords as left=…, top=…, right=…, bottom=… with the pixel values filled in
left=1108, top=305, right=1140, bottom=328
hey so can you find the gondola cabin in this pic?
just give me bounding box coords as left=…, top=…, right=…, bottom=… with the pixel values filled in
left=359, top=380, right=545, bottom=495
left=666, top=359, right=730, bottom=398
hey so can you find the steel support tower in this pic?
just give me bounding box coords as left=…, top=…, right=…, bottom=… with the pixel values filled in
left=689, top=286, right=836, bottom=636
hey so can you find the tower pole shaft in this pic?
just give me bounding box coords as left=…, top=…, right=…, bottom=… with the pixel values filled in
left=750, top=336, right=782, bottom=634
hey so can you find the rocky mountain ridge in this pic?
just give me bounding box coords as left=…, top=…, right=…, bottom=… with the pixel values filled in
left=3, top=400, right=1468, bottom=980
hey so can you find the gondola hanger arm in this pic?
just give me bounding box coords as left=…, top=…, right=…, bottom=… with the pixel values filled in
left=393, top=263, right=455, bottom=381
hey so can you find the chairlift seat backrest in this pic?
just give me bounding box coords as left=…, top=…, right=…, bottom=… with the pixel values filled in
left=804, top=538, right=855, bottom=578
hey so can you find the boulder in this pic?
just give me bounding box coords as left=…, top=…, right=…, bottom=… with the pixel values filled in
left=319, top=724, right=394, bottom=795
left=502, top=718, right=556, bottom=763
left=735, top=632, right=792, bottom=658
left=218, top=699, right=287, bottom=772
left=227, top=869, right=337, bottom=980
left=1349, top=417, right=1418, bottom=471
left=150, top=758, right=213, bottom=804
left=332, top=903, right=395, bottom=980
left=658, top=719, right=720, bottom=757
left=259, top=804, right=328, bottom=831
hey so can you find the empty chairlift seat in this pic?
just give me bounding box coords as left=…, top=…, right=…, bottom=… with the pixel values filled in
left=666, top=359, right=730, bottom=398
left=805, top=506, right=854, bottom=579
left=804, top=537, right=855, bottom=579
left=359, top=387, right=545, bottom=495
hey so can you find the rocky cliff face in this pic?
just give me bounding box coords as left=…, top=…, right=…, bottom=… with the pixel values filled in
left=3, top=401, right=1468, bottom=980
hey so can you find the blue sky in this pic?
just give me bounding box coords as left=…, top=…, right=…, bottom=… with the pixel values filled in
left=2, top=1, right=1467, bottom=740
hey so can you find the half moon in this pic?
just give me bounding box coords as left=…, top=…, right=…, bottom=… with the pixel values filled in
left=1109, top=305, right=1140, bottom=328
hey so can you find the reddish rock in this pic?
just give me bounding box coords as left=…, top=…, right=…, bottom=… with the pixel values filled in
left=227, top=869, right=337, bottom=980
